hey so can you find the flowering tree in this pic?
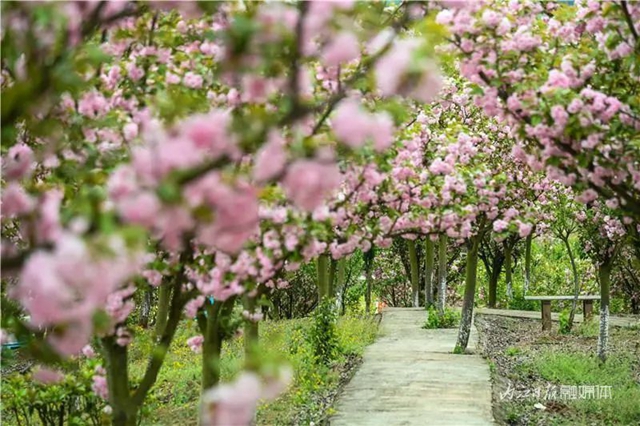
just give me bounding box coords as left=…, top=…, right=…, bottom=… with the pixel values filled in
left=439, top=0, right=640, bottom=220
left=1, top=1, right=445, bottom=424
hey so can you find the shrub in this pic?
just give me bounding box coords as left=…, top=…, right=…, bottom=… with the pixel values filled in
left=559, top=308, right=571, bottom=334
left=423, top=306, right=460, bottom=329
left=307, top=298, right=340, bottom=366
left=1, top=360, right=107, bottom=426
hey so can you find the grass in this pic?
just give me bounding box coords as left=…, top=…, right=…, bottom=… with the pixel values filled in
left=423, top=306, right=460, bottom=329
left=525, top=351, right=640, bottom=425
left=130, top=315, right=378, bottom=425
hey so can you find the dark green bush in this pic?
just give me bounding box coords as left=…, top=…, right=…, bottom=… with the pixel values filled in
left=307, top=298, right=340, bottom=365
left=423, top=306, right=460, bottom=329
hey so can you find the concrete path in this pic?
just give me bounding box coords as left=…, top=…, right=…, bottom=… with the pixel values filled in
left=331, top=308, right=493, bottom=426
left=476, top=307, right=640, bottom=328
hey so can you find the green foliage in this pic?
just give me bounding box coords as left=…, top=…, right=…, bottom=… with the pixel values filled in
left=575, top=318, right=599, bottom=338
left=423, top=306, right=460, bottom=329
left=308, top=298, right=340, bottom=366
left=120, top=315, right=377, bottom=425
left=530, top=352, right=640, bottom=425
left=1, top=359, right=107, bottom=426
left=558, top=309, right=571, bottom=334
left=505, top=346, right=521, bottom=357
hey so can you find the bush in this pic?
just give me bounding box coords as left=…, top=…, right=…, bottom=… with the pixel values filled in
left=307, top=298, right=340, bottom=366
left=423, top=306, right=460, bottom=329
left=1, top=360, right=107, bottom=426
left=559, top=308, right=571, bottom=334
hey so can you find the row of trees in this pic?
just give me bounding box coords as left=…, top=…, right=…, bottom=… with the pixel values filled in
left=2, top=1, right=639, bottom=424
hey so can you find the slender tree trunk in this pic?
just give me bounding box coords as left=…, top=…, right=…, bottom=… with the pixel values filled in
left=328, top=258, right=337, bottom=297
left=597, top=257, right=613, bottom=362
left=317, top=254, right=330, bottom=300
left=524, top=233, right=533, bottom=296
left=243, top=294, right=258, bottom=363
left=455, top=236, right=480, bottom=353
left=155, top=284, right=171, bottom=338
left=139, top=286, right=153, bottom=328
left=563, top=237, right=580, bottom=332
left=437, top=234, right=447, bottom=315
left=104, top=338, right=137, bottom=426
left=488, top=267, right=499, bottom=308
left=335, top=258, right=346, bottom=313
left=201, top=299, right=235, bottom=391
left=364, top=249, right=375, bottom=314
left=407, top=239, right=420, bottom=307
left=505, top=243, right=513, bottom=301
left=424, top=238, right=435, bottom=308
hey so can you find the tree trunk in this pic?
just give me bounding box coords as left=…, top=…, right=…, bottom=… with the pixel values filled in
left=317, top=254, right=330, bottom=300
left=328, top=258, right=337, bottom=297
left=407, top=239, right=420, bottom=307
left=244, top=294, right=258, bottom=363
left=455, top=236, right=480, bottom=353
left=364, top=249, right=375, bottom=314
left=104, top=338, right=137, bottom=426
left=201, top=299, right=235, bottom=391
left=524, top=233, right=533, bottom=296
left=424, top=238, right=435, bottom=308
left=488, top=265, right=500, bottom=308
left=335, top=258, right=346, bottom=313
left=563, top=237, right=580, bottom=332
left=139, top=286, right=153, bottom=328
left=597, top=257, right=613, bottom=362
left=155, top=283, right=171, bottom=338
left=437, top=234, right=447, bottom=315
left=505, top=243, right=513, bottom=301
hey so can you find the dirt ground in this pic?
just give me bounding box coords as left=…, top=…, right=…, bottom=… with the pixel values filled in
left=475, top=314, right=640, bottom=425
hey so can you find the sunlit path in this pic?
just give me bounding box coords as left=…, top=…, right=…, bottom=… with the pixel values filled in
left=331, top=308, right=493, bottom=426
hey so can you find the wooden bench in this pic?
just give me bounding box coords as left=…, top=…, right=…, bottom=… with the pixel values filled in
left=524, top=295, right=601, bottom=331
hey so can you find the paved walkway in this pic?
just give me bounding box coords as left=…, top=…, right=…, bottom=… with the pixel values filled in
left=476, top=307, right=640, bottom=328
left=331, top=308, right=493, bottom=426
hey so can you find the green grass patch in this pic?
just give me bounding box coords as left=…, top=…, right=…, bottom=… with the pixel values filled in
left=136, top=315, right=378, bottom=425
left=423, top=306, right=460, bottom=329
left=528, top=351, right=640, bottom=425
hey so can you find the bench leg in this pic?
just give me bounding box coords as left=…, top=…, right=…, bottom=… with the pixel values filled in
left=541, top=301, right=552, bottom=331
left=583, top=300, right=593, bottom=321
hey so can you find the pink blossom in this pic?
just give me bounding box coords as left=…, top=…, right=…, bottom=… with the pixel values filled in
left=142, top=269, right=163, bottom=287
left=82, top=344, right=96, bottom=358
left=428, top=158, right=453, bottom=175
left=185, top=296, right=205, bottom=318
left=199, top=185, right=259, bottom=254
left=181, top=110, right=233, bottom=157
left=117, top=192, right=161, bottom=228
left=370, top=112, right=395, bottom=151
left=126, top=62, right=144, bottom=81
left=123, top=122, right=139, bottom=142
left=331, top=99, right=371, bottom=148
left=253, top=131, right=287, bottom=182
left=3, top=144, right=34, bottom=180
left=321, top=32, right=360, bottom=67
left=37, top=189, right=63, bottom=243
left=577, top=188, right=598, bottom=204
left=282, top=159, right=342, bottom=212
left=493, top=219, right=509, bottom=233
left=518, top=222, right=533, bottom=238
left=166, top=72, right=181, bottom=84
left=1, top=183, right=35, bottom=217
left=183, top=72, right=203, bottom=89
left=550, top=105, right=568, bottom=129
left=92, top=373, right=109, bottom=400
left=187, top=335, right=204, bottom=353
left=32, top=366, right=64, bottom=384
